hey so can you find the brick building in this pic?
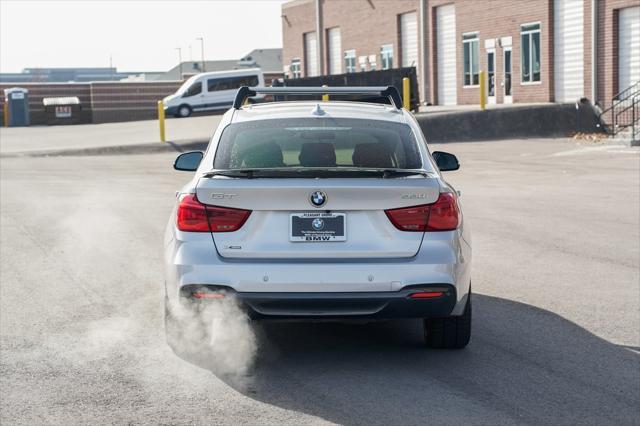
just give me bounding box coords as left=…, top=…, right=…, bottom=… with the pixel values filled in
left=281, top=0, right=639, bottom=107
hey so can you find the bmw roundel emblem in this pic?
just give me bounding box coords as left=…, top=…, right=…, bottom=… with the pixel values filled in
left=312, top=218, right=325, bottom=230
left=309, top=190, right=327, bottom=208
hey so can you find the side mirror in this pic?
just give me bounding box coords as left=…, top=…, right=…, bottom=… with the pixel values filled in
left=174, top=151, right=203, bottom=171
left=432, top=151, right=460, bottom=171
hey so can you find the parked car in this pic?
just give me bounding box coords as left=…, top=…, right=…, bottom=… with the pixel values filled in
left=165, top=86, right=472, bottom=349
left=163, top=68, right=264, bottom=117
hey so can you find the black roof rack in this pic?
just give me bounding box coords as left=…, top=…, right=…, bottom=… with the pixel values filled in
left=233, top=86, right=403, bottom=110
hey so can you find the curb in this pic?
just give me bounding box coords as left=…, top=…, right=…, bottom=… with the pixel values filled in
left=0, top=139, right=209, bottom=158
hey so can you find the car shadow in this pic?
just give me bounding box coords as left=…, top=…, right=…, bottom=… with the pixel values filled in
left=173, top=295, right=640, bottom=425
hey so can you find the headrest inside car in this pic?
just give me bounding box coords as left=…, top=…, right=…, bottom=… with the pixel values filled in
left=352, top=143, right=394, bottom=168
left=242, top=142, right=284, bottom=168
left=298, top=142, right=337, bottom=167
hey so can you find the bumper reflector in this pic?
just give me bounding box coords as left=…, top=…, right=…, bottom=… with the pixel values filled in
left=409, top=291, right=444, bottom=299
left=192, top=292, right=225, bottom=299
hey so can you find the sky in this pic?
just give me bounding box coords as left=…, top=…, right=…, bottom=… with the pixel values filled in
left=0, top=0, right=288, bottom=73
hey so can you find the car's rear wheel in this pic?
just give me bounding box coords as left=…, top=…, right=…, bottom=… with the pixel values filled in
left=423, top=290, right=471, bottom=349
left=176, top=105, right=192, bottom=118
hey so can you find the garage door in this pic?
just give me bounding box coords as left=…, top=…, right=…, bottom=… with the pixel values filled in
left=554, top=0, right=584, bottom=102
left=436, top=4, right=457, bottom=105
left=619, top=6, right=640, bottom=91
left=304, top=31, right=319, bottom=77
left=327, top=28, right=342, bottom=75
left=400, top=12, right=418, bottom=68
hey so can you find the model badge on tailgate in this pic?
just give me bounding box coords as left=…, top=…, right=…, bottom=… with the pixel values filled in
left=211, top=193, right=237, bottom=199
left=401, top=193, right=427, bottom=199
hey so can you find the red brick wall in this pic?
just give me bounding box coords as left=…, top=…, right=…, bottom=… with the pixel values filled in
left=322, top=0, right=419, bottom=73
left=0, top=81, right=181, bottom=125
left=583, top=0, right=593, bottom=102
left=281, top=0, right=640, bottom=107
left=596, top=0, right=639, bottom=106
left=0, top=83, right=92, bottom=124
left=428, top=0, right=552, bottom=105
left=282, top=0, right=420, bottom=76
left=89, top=81, right=181, bottom=123
left=282, top=0, right=317, bottom=77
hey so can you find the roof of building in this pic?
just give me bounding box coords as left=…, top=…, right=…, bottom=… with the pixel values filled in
left=152, top=48, right=282, bottom=81
left=0, top=48, right=282, bottom=83
left=0, top=67, right=145, bottom=83
left=238, top=48, right=283, bottom=73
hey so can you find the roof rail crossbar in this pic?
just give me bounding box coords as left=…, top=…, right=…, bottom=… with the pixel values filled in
left=232, top=86, right=403, bottom=110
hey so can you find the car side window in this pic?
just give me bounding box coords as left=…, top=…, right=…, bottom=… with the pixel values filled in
left=207, top=76, right=259, bottom=92
left=183, top=82, right=202, bottom=97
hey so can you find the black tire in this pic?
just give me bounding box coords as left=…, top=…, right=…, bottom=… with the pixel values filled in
left=176, top=104, right=192, bottom=118
left=423, top=290, right=471, bottom=349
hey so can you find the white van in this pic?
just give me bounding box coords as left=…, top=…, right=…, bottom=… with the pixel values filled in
left=163, top=68, right=264, bottom=117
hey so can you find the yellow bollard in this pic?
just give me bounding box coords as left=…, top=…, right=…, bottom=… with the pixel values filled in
left=157, top=100, right=166, bottom=143
left=322, top=84, right=329, bottom=101
left=402, top=77, right=410, bottom=110
left=3, top=103, right=8, bottom=127
left=479, top=70, right=486, bottom=111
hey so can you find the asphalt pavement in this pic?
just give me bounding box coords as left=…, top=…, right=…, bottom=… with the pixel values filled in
left=1, top=137, right=639, bottom=425
left=0, top=115, right=221, bottom=155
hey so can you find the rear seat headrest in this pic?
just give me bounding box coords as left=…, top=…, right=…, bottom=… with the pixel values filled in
left=243, top=141, right=284, bottom=168
left=352, top=143, right=394, bottom=168
left=298, top=142, right=337, bottom=167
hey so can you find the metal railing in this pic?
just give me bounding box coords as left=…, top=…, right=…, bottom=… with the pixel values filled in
left=598, top=81, right=640, bottom=140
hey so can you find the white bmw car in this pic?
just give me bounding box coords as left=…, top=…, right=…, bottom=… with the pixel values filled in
left=164, top=87, right=472, bottom=349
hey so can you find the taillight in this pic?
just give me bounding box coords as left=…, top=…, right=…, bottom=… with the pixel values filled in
left=426, top=192, right=459, bottom=231
left=385, top=192, right=459, bottom=232
left=176, top=194, right=251, bottom=232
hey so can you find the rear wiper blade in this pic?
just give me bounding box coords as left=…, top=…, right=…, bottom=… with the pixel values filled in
left=202, top=169, right=258, bottom=178
left=202, top=168, right=432, bottom=178
left=372, top=169, right=432, bottom=178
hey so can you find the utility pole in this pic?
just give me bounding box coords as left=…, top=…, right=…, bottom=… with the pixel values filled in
left=175, top=47, right=183, bottom=80
left=196, top=37, right=205, bottom=72
left=315, top=0, right=324, bottom=75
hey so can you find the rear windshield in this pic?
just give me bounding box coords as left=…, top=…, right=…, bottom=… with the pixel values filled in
left=213, top=118, right=423, bottom=170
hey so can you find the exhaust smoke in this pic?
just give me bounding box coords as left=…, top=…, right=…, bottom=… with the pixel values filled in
left=166, top=295, right=258, bottom=383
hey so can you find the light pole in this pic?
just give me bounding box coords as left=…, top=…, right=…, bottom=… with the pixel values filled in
left=175, top=47, right=183, bottom=80
left=196, top=37, right=205, bottom=72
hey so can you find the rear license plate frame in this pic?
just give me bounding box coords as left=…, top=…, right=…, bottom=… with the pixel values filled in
left=290, top=212, right=346, bottom=242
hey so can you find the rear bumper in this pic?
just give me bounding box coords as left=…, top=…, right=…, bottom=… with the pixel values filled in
left=164, top=227, right=472, bottom=316
left=180, top=284, right=456, bottom=319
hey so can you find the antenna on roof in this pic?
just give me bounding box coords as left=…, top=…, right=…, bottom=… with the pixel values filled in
left=311, top=104, right=326, bottom=116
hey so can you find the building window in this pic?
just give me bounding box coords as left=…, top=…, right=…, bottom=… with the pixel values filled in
left=359, top=56, right=367, bottom=72
left=380, top=44, right=393, bottom=70
left=304, top=32, right=319, bottom=77
left=368, top=55, right=377, bottom=71
left=290, top=59, right=301, bottom=79
left=327, top=27, right=342, bottom=75
left=344, top=50, right=356, bottom=73
left=462, top=33, right=479, bottom=86
left=521, top=23, right=541, bottom=83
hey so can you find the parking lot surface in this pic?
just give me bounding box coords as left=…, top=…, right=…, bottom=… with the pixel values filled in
left=1, top=138, right=638, bottom=425
left=0, top=115, right=220, bottom=154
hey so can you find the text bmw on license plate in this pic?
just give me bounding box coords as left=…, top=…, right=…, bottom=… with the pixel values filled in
left=290, top=213, right=347, bottom=242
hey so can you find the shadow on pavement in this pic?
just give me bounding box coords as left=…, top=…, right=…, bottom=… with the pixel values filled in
left=176, top=294, right=640, bottom=425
